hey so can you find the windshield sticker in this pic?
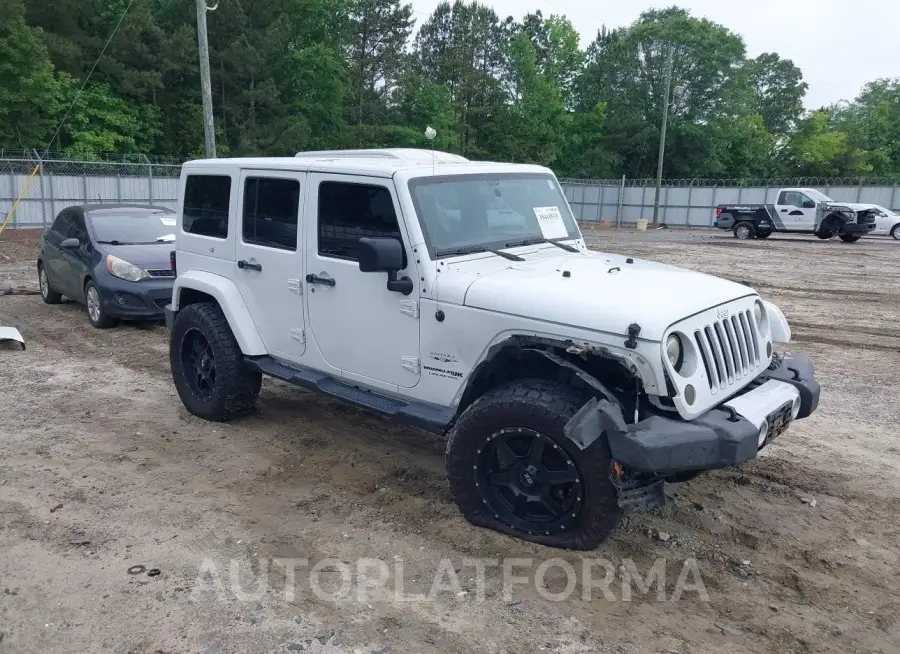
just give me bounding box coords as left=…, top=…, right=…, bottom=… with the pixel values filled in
left=533, top=206, right=567, bottom=239
left=160, top=216, right=176, bottom=227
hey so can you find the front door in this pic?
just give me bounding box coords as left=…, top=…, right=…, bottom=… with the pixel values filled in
left=776, top=190, right=816, bottom=231
left=305, top=174, right=421, bottom=389
left=60, top=213, right=92, bottom=300
left=234, top=170, right=307, bottom=362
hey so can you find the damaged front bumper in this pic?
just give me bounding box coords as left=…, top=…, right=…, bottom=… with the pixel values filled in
left=566, top=353, right=819, bottom=497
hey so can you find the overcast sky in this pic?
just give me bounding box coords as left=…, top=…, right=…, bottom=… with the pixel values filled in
left=408, top=0, right=899, bottom=108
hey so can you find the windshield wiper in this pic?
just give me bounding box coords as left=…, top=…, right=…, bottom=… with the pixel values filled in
left=96, top=240, right=133, bottom=246
left=505, top=237, right=578, bottom=253
left=438, top=245, right=524, bottom=262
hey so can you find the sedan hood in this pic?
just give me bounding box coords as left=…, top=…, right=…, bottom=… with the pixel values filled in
left=438, top=249, right=756, bottom=341
left=101, top=242, right=174, bottom=270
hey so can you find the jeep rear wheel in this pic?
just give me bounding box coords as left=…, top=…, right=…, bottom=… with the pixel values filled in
left=445, top=379, right=621, bottom=550
left=170, top=302, right=261, bottom=421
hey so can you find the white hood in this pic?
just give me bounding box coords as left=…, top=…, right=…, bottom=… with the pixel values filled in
left=434, top=249, right=756, bottom=341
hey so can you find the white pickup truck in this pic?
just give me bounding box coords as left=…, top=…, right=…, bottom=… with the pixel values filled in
left=715, top=188, right=879, bottom=241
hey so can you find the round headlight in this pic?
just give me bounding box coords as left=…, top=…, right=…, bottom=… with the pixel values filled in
left=665, top=334, right=683, bottom=371
left=753, top=300, right=764, bottom=324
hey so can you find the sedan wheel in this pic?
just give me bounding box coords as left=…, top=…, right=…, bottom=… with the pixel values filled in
left=84, top=281, right=114, bottom=328
left=38, top=265, right=62, bottom=304
left=892, top=224, right=900, bottom=241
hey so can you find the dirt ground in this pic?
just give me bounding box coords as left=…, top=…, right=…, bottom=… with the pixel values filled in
left=1, top=227, right=898, bottom=654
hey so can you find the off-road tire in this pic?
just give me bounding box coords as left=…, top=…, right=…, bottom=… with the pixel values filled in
left=815, top=231, right=834, bottom=240
left=839, top=234, right=861, bottom=243
left=891, top=224, right=900, bottom=240
left=445, top=379, right=622, bottom=550
left=170, top=302, right=261, bottom=421
left=756, top=230, right=772, bottom=239
left=85, top=280, right=114, bottom=328
left=733, top=222, right=756, bottom=240
left=38, top=263, right=62, bottom=304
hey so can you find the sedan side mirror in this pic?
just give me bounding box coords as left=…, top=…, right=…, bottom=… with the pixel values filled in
left=60, top=238, right=80, bottom=249
left=358, top=237, right=413, bottom=295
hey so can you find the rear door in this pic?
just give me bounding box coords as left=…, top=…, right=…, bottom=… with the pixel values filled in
left=775, top=191, right=816, bottom=231
left=234, top=169, right=307, bottom=362
left=42, top=210, right=72, bottom=293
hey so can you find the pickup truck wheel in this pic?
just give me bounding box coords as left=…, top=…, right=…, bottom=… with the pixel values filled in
left=733, top=222, right=755, bottom=240
left=445, top=379, right=622, bottom=550
left=170, top=302, right=261, bottom=421
left=815, top=231, right=834, bottom=239
left=756, top=230, right=771, bottom=239
left=839, top=234, right=861, bottom=243
left=891, top=224, right=900, bottom=240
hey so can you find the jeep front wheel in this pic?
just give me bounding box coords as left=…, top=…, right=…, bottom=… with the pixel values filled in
left=445, top=379, right=621, bottom=550
left=170, top=302, right=261, bottom=421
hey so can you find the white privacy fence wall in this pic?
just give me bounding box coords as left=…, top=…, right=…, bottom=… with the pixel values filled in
left=1, top=158, right=181, bottom=229
left=561, top=178, right=900, bottom=226
left=2, top=157, right=899, bottom=229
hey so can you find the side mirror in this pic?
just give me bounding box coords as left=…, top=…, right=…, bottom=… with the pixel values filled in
left=60, top=238, right=80, bottom=249
left=802, top=200, right=816, bottom=209
left=358, top=237, right=413, bottom=295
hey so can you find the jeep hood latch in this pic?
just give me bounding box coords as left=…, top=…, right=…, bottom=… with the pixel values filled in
left=624, top=323, right=641, bottom=349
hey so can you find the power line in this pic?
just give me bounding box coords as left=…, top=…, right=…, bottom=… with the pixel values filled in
left=42, top=0, right=137, bottom=158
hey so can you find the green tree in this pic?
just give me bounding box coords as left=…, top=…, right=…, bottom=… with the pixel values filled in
left=345, top=0, right=414, bottom=127
left=0, top=0, right=63, bottom=149
left=784, top=110, right=871, bottom=177
left=746, top=53, right=807, bottom=136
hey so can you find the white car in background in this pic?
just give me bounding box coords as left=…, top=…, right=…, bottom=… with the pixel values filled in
left=869, top=205, right=900, bottom=239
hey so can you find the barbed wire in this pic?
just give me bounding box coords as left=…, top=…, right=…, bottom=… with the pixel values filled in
left=0, top=150, right=186, bottom=165
left=560, top=176, right=900, bottom=187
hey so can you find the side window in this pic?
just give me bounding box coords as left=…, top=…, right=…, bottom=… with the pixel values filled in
left=782, top=192, right=811, bottom=208
left=70, top=215, right=88, bottom=242
left=317, top=181, right=402, bottom=261
left=242, top=177, right=300, bottom=251
left=183, top=175, right=231, bottom=239
left=50, top=211, right=70, bottom=236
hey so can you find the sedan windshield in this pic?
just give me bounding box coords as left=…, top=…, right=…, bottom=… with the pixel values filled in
left=89, top=209, right=177, bottom=244
left=408, top=173, right=580, bottom=257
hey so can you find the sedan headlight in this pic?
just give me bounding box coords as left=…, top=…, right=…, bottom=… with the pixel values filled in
left=106, top=254, right=149, bottom=282
left=665, top=334, right=683, bottom=371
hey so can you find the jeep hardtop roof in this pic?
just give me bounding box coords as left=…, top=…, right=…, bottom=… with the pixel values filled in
left=183, top=148, right=551, bottom=180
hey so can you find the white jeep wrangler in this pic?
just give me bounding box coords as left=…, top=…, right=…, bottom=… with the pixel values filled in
left=166, top=148, right=820, bottom=549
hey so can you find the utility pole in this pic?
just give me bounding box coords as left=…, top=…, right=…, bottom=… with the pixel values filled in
left=195, top=0, right=216, bottom=158
left=652, top=43, right=674, bottom=226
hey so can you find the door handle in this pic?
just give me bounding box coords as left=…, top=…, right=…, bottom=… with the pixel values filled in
left=780, top=209, right=788, bottom=212
left=238, top=260, right=262, bottom=271
left=306, top=273, right=336, bottom=287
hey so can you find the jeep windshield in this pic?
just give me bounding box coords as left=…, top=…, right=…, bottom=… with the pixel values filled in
left=408, top=173, right=580, bottom=258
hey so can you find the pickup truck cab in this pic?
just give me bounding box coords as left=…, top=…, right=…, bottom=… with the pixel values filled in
left=165, top=148, right=820, bottom=549
left=715, top=187, right=878, bottom=242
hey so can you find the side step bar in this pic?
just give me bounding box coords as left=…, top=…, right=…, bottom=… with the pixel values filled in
left=244, top=355, right=454, bottom=434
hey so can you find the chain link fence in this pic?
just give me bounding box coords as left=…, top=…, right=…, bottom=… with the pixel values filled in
left=1, top=156, right=181, bottom=230
left=561, top=176, right=900, bottom=227
left=3, top=154, right=900, bottom=231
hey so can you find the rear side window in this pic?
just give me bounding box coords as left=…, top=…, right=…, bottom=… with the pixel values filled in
left=242, top=177, right=301, bottom=251
left=183, top=175, right=231, bottom=239
left=317, top=181, right=401, bottom=260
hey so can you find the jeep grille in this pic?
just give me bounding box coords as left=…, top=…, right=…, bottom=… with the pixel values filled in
left=693, top=310, right=762, bottom=392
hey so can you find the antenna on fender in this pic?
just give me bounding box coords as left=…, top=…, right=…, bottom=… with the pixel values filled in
left=424, top=126, right=440, bottom=319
